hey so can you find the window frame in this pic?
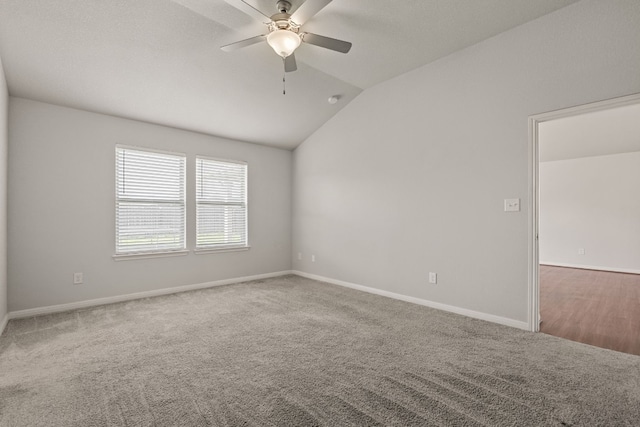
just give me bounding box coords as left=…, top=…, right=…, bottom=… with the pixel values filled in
left=113, top=145, right=187, bottom=260
left=194, top=155, right=249, bottom=253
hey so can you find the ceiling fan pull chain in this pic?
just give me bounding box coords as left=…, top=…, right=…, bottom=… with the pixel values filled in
left=282, top=59, right=286, bottom=95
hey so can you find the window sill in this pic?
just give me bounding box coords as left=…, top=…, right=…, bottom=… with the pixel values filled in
left=193, top=246, right=250, bottom=255
left=113, top=250, right=189, bottom=261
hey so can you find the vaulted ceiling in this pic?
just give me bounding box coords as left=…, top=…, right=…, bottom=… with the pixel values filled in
left=0, top=0, right=580, bottom=149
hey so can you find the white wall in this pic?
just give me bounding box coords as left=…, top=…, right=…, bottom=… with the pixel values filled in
left=0, top=57, right=8, bottom=327
left=8, top=98, right=291, bottom=311
left=292, top=0, right=640, bottom=324
left=540, top=152, right=640, bottom=273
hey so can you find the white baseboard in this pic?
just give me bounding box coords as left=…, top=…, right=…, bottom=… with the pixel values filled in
left=8, top=270, right=293, bottom=320
left=540, top=262, right=640, bottom=275
left=6, top=270, right=530, bottom=331
left=292, top=270, right=529, bottom=331
left=0, top=313, right=8, bottom=337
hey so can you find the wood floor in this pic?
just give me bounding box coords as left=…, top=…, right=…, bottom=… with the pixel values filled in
left=540, top=265, right=640, bottom=356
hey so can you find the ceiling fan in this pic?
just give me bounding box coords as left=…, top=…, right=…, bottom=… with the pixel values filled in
left=221, top=0, right=352, bottom=73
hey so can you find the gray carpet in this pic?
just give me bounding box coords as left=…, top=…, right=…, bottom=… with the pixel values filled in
left=1, top=275, right=639, bottom=426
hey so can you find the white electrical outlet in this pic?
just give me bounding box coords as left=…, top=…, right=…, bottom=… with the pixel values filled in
left=578, top=248, right=585, bottom=255
left=297, top=252, right=302, bottom=260
left=311, top=255, right=316, bottom=262
left=73, top=272, right=83, bottom=285
left=504, top=198, right=520, bottom=212
left=429, top=272, right=437, bottom=284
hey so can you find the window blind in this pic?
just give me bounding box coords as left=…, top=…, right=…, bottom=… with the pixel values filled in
left=196, top=157, right=247, bottom=249
left=116, top=147, right=186, bottom=254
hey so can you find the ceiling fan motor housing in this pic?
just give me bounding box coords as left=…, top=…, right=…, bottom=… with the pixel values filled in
left=268, top=10, right=300, bottom=35
left=270, top=13, right=296, bottom=29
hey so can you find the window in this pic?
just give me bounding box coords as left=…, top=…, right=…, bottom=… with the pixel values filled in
left=115, top=146, right=186, bottom=255
left=196, top=157, right=247, bottom=250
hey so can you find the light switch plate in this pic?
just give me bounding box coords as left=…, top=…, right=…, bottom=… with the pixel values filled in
left=504, top=198, right=520, bottom=212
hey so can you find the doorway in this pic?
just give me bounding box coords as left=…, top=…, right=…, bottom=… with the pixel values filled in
left=528, top=93, right=640, bottom=354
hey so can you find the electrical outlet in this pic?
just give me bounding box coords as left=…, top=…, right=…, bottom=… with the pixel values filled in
left=578, top=248, right=585, bottom=255
left=504, top=198, right=520, bottom=212
left=297, top=252, right=302, bottom=260
left=429, top=272, right=437, bottom=284
left=311, top=255, right=316, bottom=262
left=73, top=272, right=83, bottom=285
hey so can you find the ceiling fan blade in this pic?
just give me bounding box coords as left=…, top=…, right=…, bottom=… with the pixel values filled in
left=291, top=0, right=333, bottom=25
left=284, top=54, right=297, bottom=72
left=221, top=34, right=266, bottom=52
left=302, top=33, right=352, bottom=53
left=224, top=0, right=271, bottom=22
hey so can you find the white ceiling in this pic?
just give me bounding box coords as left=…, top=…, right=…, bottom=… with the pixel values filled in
left=0, top=0, right=579, bottom=150
left=539, top=103, right=640, bottom=162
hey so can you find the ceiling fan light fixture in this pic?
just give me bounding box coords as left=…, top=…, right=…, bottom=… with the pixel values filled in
left=267, top=29, right=301, bottom=58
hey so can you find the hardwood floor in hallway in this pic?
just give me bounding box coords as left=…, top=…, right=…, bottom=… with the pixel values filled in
left=539, top=265, right=640, bottom=356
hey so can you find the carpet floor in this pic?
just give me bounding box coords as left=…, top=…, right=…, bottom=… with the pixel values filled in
left=1, top=275, right=639, bottom=426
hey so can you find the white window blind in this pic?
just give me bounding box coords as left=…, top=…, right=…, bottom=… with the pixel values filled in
left=196, top=157, right=247, bottom=249
left=115, top=146, right=186, bottom=254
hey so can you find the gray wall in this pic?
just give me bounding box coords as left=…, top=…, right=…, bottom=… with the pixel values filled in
left=292, top=0, right=640, bottom=323
left=0, top=58, right=7, bottom=324
left=540, top=152, right=640, bottom=273
left=8, top=98, right=292, bottom=311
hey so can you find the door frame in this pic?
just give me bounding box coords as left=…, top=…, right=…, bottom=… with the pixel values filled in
left=527, top=92, right=640, bottom=332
